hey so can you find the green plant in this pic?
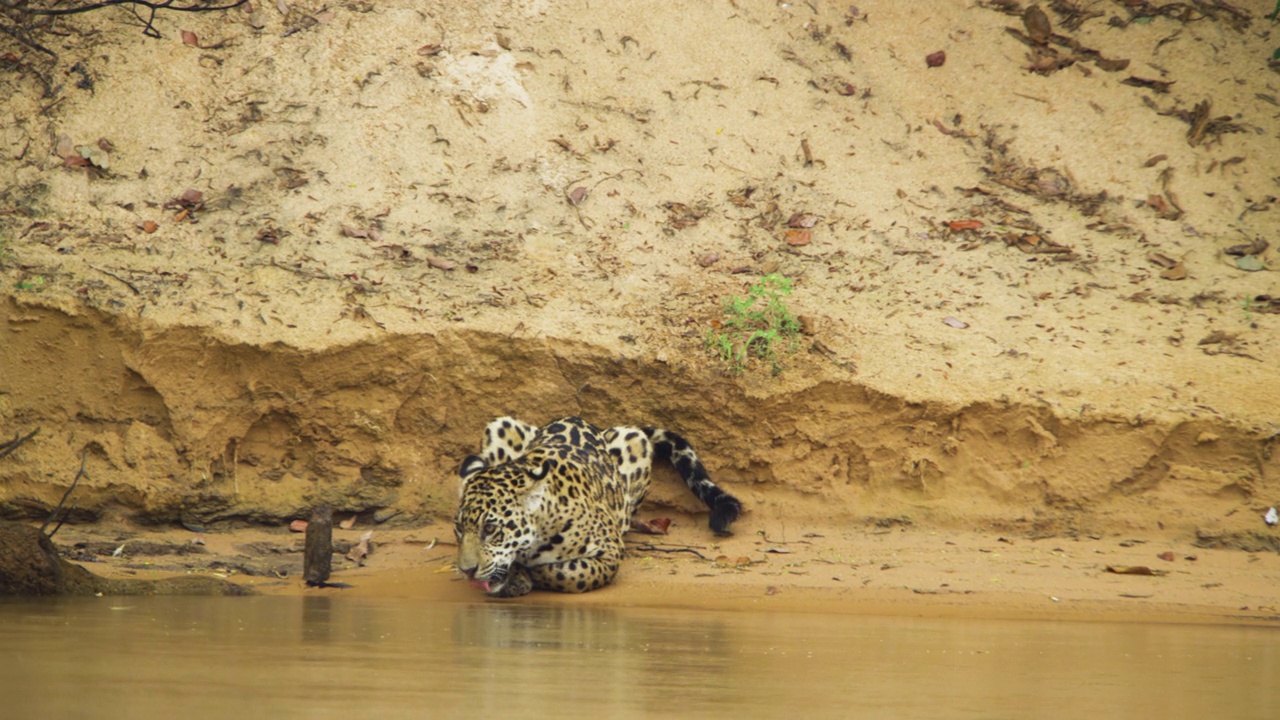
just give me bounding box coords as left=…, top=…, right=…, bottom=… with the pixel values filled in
left=1240, top=295, right=1257, bottom=323
left=706, top=273, right=801, bottom=374
left=15, top=275, right=45, bottom=291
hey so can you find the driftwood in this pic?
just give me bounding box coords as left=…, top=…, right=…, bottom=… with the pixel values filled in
left=304, top=504, right=333, bottom=586
left=0, top=521, right=248, bottom=596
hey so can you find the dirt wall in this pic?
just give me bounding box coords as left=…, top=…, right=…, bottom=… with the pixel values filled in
left=3, top=295, right=1274, bottom=548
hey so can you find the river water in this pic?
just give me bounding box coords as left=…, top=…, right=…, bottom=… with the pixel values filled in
left=1, top=595, right=1275, bottom=719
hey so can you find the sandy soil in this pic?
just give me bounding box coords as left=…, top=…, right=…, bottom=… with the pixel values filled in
left=52, top=513, right=1280, bottom=625
left=2, top=1, right=1279, bottom=621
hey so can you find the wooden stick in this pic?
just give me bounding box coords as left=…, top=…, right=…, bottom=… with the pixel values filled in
left=304, top=504, right=333, bottom=586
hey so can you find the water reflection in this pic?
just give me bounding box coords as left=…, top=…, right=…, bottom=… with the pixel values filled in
left=0, top=596, right=1275, bottom=719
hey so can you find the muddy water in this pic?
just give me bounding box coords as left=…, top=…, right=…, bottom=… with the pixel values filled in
left=1, top=596, right=1275, bottom=719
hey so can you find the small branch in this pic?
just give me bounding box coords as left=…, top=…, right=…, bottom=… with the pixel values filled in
left=89, top=264, right=141, bottom=295
left=41, top=448, right=88, bottom=538
left=629, top=542, right=709, bottom=560
left=0, top=427, right=39, bottom=461
left=0, top=21, right=57, bottom=58
left=14, top=1, right=250, bottom=40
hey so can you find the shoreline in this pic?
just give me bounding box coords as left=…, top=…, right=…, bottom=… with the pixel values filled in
left=56, top=519, right=1280, bottom=627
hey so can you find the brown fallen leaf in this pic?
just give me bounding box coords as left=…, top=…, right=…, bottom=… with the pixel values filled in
left=697, top=252, right=719, bottom=267
left=55, top=134, right=76, bottom=159
left=346, top=530, right=374, bottom=566
left=787, top=212, right=818, bottom=228
left=798, top=315, right=817, bottom=336
left=426, top=255, right=455, bottom=271
left=339, top=514, right=358, bottom=530
left=926, top=50, right=946, bottom=67
left=1123, top=76, right=1175, bottom=94
left=567, top=186, right=588, bottom=206
left=1224, top=237, right=1268, bottom=257
left=1197, top=330, right=1237, bottom=346
left=1105, top=565, right=1168, bottom=576
left=1093, top=56, right=1130, bottom=72
left=1159, top=261, right=1187, bottom=281
left=181, top=30, right=199, bottom=48
left=289, top=519, right=308, bottom=533
left=141, top=220, right=158, bottom=234
left=1023, top=5, right=1052, bottom=44
left=946, top=219, right=984, bottom=231
left=784, top=229, right=812, bottom=246
left=1157, top=551, right=1175, bottom=562
left=629, top=517, right=671, bottom=535
left=1147, top=252, right=1178, bottom=269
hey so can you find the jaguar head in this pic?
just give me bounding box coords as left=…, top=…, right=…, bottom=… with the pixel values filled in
left=454, top=454, right=555, bottom=596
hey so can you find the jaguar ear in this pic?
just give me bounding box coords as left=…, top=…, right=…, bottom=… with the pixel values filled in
left=526, top=458, right=554, bottom=481
left=459, top=455, right=487, bottom=486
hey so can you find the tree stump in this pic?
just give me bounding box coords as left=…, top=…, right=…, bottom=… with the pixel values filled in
left=304, top=504, right=333, bottom=586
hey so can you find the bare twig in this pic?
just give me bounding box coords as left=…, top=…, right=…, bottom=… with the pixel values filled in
left=40, top=448, right=88, bottom=538
left=629, top=542, right=709, bottom=560
left=0, top=19, right=56, bottom=57
left=0, top=427, right=39, bottom=461
left=12, top=1, right=249, bottom=41
left=89, top=264, right=141, bottom=295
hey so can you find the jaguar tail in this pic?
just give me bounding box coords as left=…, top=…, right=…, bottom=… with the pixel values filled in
left=644, top=427, right=742, bottom=535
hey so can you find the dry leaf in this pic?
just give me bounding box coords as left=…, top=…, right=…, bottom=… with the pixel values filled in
left=1105, top=565, right=1167, bottom=576
left=1023, top=5, right=1052, bottom=44
left=645, top=517, right=671, bottom=534
left=946, top=219, right=983, bottom=231
left=697, top=252, right=719, bottom=267
left=1224, top=238, right=1268, bottom=257
left=55, top=134, right=75, bottom=159
left=942, top=316, right=969, bottom=329
left=289, top=519, right=308, bottom=533
left=926, top=50, right=946, bottom=67
left=346, top=530, right=374, bottom=565
left=784, top=229, right=812, bottom=246
left=181, top=30, right=199, bottom=48
left=141, top=220, right=158, bottom=234
left=786, top=212, right=818, bottom=228
left=567, top=186, right=588, bottom=206
left=427, top=255, right=456, bottom=271
left=1159, top=262, right=1187, bottom=281
left=339, top=514, right=357, bottom=530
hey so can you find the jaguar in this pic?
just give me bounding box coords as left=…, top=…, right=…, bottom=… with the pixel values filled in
left=454, top=416, right=741, bottom=597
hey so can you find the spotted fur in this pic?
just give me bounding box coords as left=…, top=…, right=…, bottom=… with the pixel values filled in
left=454, top=416, right=742, bottom=597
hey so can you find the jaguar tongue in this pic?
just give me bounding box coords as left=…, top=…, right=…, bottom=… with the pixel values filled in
left=469, top=579, right=490, bottom=592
